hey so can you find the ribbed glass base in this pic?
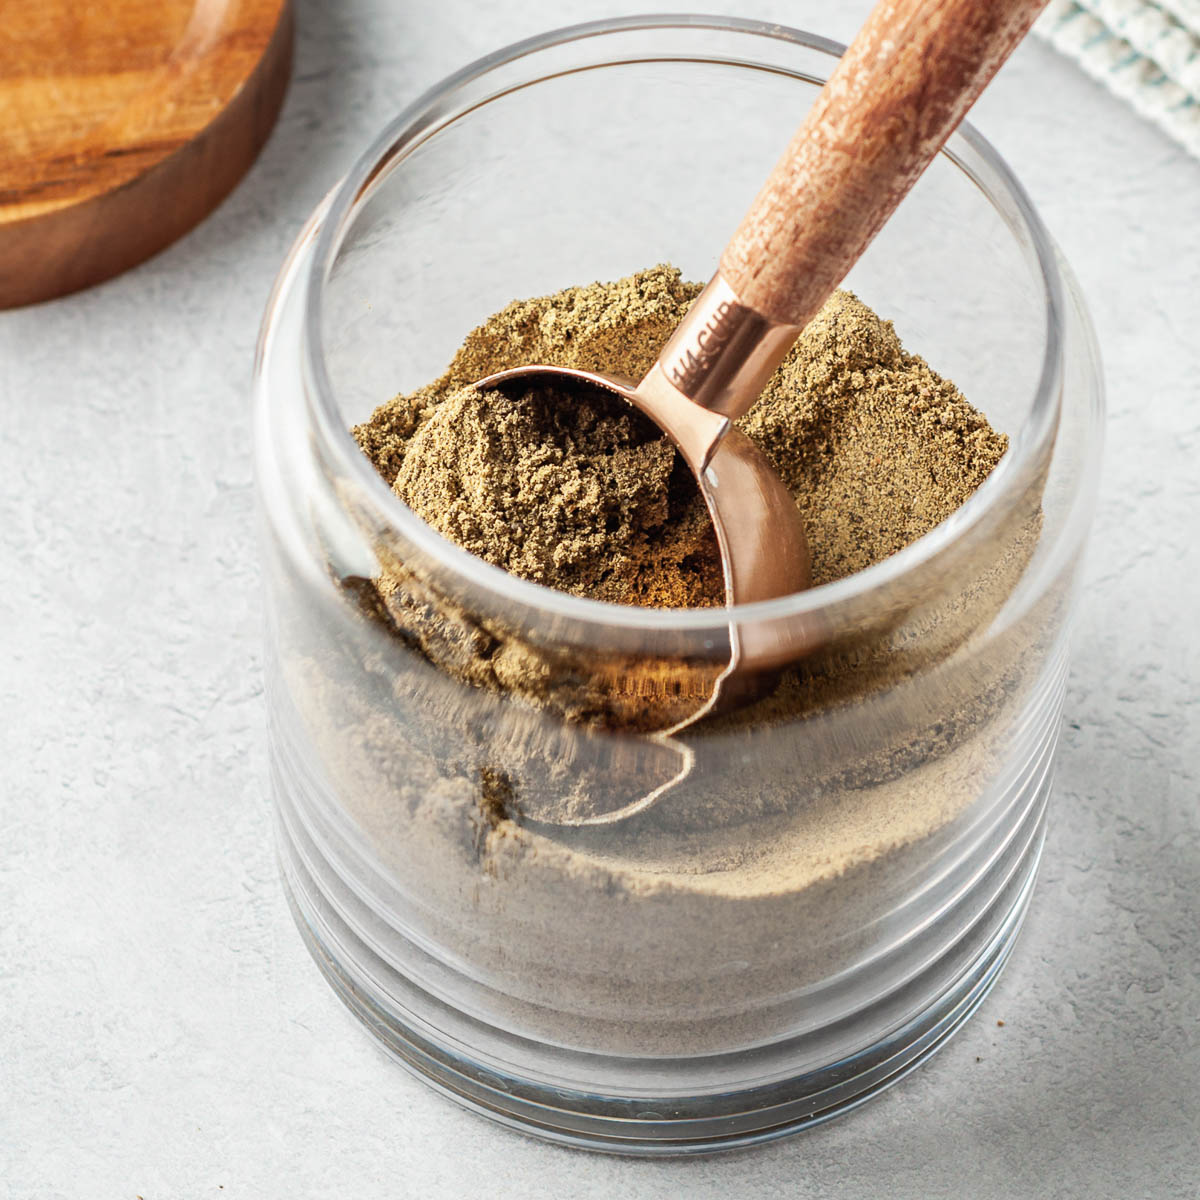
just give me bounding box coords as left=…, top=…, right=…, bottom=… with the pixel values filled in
left=278, top=788, right=1045, bottom=1155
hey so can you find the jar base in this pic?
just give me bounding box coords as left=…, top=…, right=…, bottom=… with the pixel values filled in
left=277, top=793, right=1045, bottom=1156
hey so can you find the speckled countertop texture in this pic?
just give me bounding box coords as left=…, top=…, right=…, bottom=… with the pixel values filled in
left=2, top=2, right=1197, bottom=1196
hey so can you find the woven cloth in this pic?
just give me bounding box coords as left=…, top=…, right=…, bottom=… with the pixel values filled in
left=1036, top=0, right=1200, bottom=154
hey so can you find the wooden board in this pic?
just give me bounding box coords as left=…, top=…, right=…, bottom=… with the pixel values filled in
left=0, top=0, right=293, bottom=308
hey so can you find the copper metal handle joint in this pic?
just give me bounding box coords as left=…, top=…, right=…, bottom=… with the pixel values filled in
left=656, top=274, right=803, bottom=421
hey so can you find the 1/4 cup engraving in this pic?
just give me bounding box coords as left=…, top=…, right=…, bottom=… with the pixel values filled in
left=656, top=275, right=803, bottom=419
left=666, top=298, right=739, bottom=392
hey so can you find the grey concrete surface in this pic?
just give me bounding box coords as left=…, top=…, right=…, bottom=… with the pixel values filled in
left=2, top=2, right=1196, bottom=1196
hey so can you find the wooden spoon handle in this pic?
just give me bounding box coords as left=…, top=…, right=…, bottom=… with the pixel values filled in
left=720, top=0, right=1049, bottom=326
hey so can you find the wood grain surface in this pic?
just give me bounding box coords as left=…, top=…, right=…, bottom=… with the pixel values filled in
left=0, top=0, right=293, bottom=308
left=721, top=0, right=1049, bottom=326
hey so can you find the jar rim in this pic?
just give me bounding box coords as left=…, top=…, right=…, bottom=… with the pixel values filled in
left=302, top=13, right=1065, bottom=635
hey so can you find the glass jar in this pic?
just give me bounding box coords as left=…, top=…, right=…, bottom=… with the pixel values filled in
left=254, top=16, right=1104, bottom=1153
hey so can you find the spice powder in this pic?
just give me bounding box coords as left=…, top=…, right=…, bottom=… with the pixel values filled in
left=357, top=265, right=1007, bottom=607
left=276, top=267, right=1048, bottom=1053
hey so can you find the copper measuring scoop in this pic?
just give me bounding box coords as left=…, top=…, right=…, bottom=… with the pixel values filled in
left=476, top=0, right=1049, bottom=824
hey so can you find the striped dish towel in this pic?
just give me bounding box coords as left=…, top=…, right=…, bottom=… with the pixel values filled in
left=1036, top=0, right=1200, bottom=153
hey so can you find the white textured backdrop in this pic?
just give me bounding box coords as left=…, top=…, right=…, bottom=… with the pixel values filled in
left=1, top=2, right=1197, bottom=1196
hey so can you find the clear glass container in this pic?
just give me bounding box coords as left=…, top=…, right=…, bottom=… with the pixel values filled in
left=254, top=17, right=1104, bottom=1153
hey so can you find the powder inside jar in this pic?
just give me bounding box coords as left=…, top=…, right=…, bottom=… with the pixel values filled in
left=357, top=265, right=1007, bottom=606
left=270, top=262, right=1051, bottom=1060
left=341, top=263, right=1039, bottom=836
left=279, top=266, right=1049, bottom=1055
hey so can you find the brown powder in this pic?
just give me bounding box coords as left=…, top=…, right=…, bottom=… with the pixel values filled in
left=356, top=265, right=1006, bottom=606
left=338, top=265, right=1040, bottom=835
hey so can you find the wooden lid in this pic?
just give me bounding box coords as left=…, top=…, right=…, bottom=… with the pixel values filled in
left=0, top=0, right=293, bottom=308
